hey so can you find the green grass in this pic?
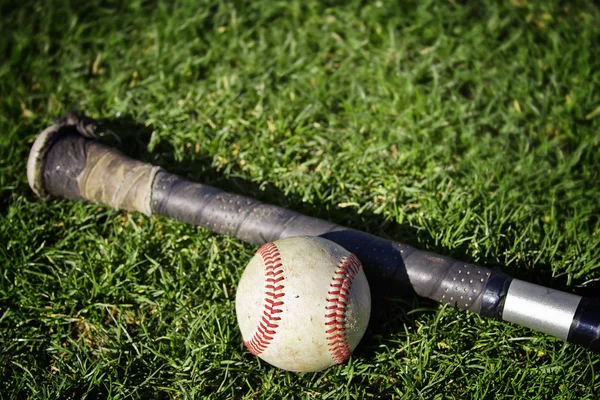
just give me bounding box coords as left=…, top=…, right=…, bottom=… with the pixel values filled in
left=1, top=0, right=600, bottom=398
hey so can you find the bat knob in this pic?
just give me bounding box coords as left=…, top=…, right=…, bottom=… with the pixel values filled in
left=27, top=112, right=99, bottom=197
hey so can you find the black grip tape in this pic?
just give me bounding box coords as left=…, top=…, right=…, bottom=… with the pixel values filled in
left=151, top=171, right=492, bottom=312
left=568, top=298, right=600, bottom=352
left=480, top=272, right=513, bottom=319
left=151, top=171, right=341, bottom=244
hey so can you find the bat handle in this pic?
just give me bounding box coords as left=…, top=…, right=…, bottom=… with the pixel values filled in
left=27, top=117, right=159, bottom=215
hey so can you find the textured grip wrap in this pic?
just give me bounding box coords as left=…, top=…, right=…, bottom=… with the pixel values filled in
left=151, top=171, right=491, bottom=312
left=151, top=171, right=341, bottom=244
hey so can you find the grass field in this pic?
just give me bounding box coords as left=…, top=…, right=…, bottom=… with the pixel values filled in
left=1, top=0, right=600, bottom=398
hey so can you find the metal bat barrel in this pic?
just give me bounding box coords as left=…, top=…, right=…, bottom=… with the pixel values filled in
left=27, top=115, right=600, bottom=353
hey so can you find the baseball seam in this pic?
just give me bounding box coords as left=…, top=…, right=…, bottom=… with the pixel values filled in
left=244, top=242, right=285, bottom=356
left=325, top=253, right=361, bottom=364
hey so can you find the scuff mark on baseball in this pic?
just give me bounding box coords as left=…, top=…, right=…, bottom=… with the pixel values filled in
left=235, top=236, right=371, bottom=372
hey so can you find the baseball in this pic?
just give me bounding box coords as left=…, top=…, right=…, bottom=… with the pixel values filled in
left=235, top=236, right=371, bottom=372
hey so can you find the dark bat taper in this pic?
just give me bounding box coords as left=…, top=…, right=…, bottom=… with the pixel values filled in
left=27, top=114, right=599, bottom=353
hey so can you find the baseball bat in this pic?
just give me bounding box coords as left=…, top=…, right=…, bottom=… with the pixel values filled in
left=27, top=113, right=599, bottom=353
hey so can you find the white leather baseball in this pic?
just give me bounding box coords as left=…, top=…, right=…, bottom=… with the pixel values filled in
left=235, top=236, right=371, bottom=372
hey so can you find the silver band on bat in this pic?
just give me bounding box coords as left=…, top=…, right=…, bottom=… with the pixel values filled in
left=502, top=279, right=583, bottom=340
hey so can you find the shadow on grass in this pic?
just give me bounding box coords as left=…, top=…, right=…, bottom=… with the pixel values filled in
left=96, top=115, right=600, bottom=296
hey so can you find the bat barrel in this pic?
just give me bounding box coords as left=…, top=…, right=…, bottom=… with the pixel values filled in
left=27, top=114, right=599, bottom=353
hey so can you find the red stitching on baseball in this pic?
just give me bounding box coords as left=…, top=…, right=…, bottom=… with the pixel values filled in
left=325, top=253, right=361, bottom=364
left=244, top=242, right=285, bottom=356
